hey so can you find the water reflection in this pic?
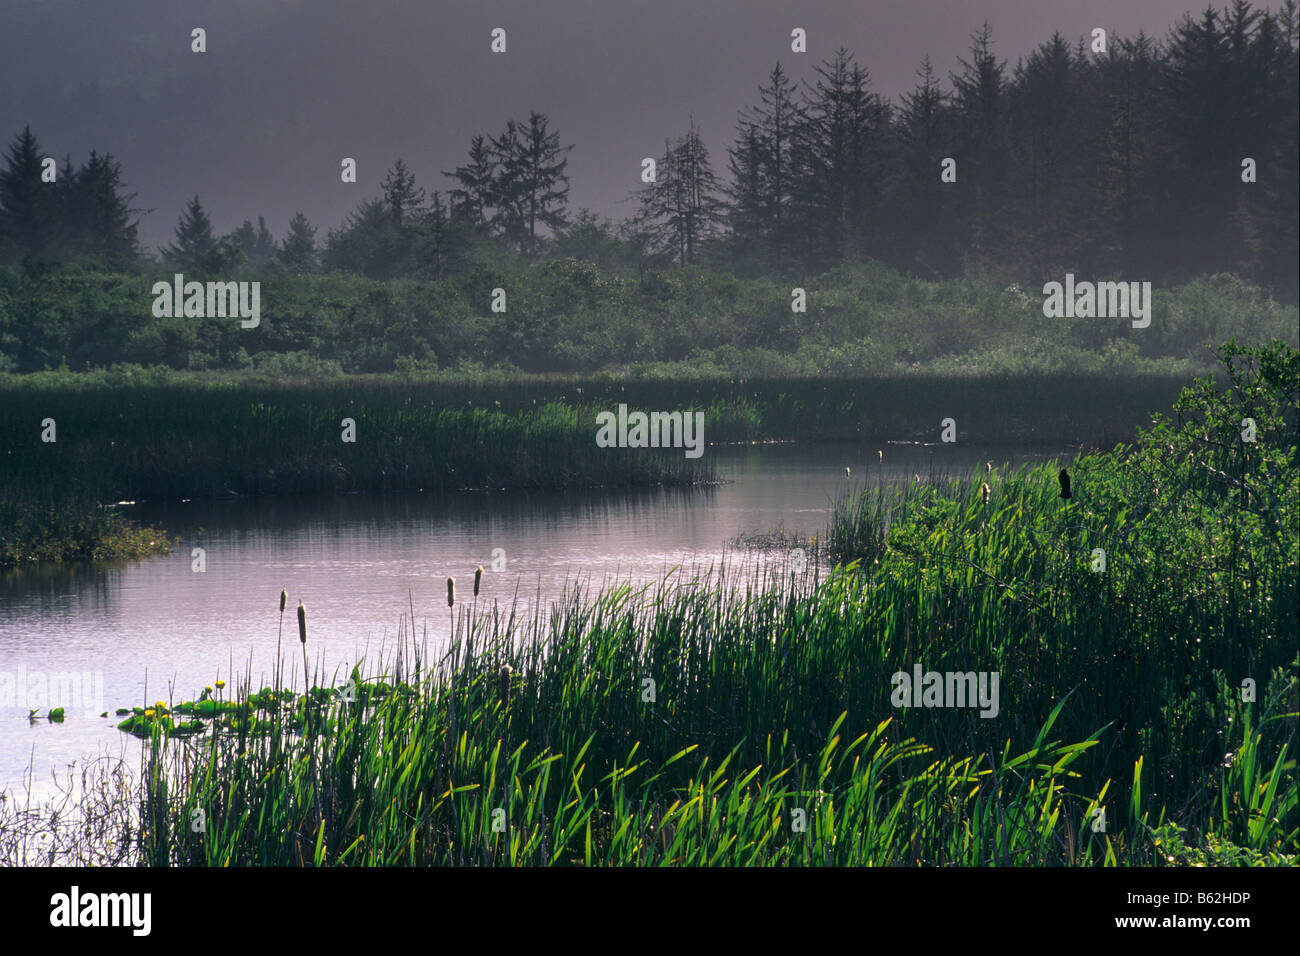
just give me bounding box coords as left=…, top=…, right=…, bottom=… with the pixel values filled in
left=0, top=441, right=1065, bottom=793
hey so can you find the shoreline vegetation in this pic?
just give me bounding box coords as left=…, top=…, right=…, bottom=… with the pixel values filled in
left=2, top=367, right=1194, bottom=567
left=2, top=341, right=1294, bottom=866
left=3, top=259, right=1295, bottom=566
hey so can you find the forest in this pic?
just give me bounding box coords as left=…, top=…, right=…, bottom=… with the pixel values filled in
left=0, top=4, right=1295, bottom=379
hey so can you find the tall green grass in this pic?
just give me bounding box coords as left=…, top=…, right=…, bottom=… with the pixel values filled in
left=113, top=341, right=1294, bottom=867
left=0, top=383, right=713, bottom=501
left=0, top=379, right=716, bottom=564
left=1, top=368, right=1192, bottom=451
left=126, top=547, right=1293, bottom=866
left=827, top=340, right=1299, bottom=834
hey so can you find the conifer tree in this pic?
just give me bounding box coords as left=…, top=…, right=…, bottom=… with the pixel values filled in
left=0, top=126, right=59, bottom=260
left=280, top=212, right=318, bottom=270
left=164, top=195, right=216, bottom=268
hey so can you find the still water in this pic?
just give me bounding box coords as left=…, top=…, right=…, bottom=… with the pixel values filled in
left=1, top=442, right=1064, bottom=796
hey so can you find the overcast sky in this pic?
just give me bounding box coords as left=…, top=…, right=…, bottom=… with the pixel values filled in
left=0, top=0, right=1217, bottom=252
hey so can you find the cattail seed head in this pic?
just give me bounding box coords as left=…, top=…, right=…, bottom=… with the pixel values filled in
left=447, top=576, right=455, bottom=608
left=498, top=664, right=513, bottom=707
left=981, top=482, right=991, bottom=505
left=280, top=588, right=287, bottom=613
left=474, top=566, right=484, bottom=597
left=297, top=601, right=307, bottom=644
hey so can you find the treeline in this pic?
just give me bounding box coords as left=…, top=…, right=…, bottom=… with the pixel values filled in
left=722, top=5, right=1298, bottom=295
left=0, top=4, right=1296, bottom=298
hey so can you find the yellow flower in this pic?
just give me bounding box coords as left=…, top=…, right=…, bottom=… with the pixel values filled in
left=144, top=709, right=155, bottom=718
left=215, top=679, right=226, bottom=689
left=155, top=701, right=167, bottom=710
left=205, top=685, right=214, bottom=694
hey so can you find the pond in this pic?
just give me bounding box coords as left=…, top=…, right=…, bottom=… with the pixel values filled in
left=0, top=441, right=1067, bottom=797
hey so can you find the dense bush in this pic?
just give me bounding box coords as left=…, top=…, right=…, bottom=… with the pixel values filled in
left=0, top=261, right=1294, bottom=377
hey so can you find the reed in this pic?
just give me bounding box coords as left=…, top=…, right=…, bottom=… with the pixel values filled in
left=117, top=542, right=1294, bottom=866
left=297, top=602, right=309, bottom=697
left=445, top=576, right=457, bottom=778
left=277, top=589, right=287, bottom=681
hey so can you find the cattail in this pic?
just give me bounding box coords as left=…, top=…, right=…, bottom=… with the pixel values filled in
left=447, top=576, right=456, bottom=608
left=498, top=664, right=513, bottom=708
left=877, top=449, right=884, bottom=464
left=276, top=588, right=288, bottom=684
left=981, top=481, right=991, bottom=505
left=913, top=473, right=921, bottom=483
left=474, top=566, right=484, bottom=598
left=985, top=461, right=993, bottom=473
left=297, top=601, right=310, bottom=700
left=844, top=466, right=850, bottom=479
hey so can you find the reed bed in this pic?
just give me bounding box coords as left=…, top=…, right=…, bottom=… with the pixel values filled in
left=0, top=380, right=717, bottom=564
left=0, top=385, right=713, bottom=502
left=0, top=371, right=1185, bottom=564
left=110, top=539, right=1292, bottom=866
